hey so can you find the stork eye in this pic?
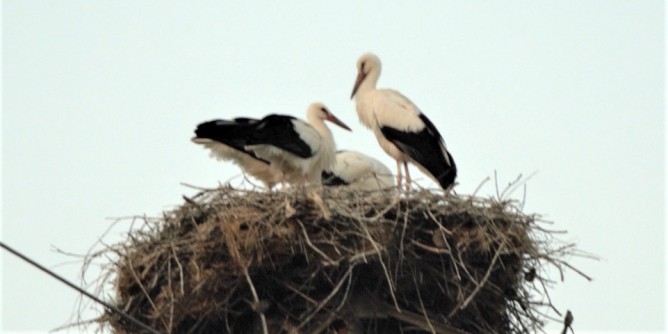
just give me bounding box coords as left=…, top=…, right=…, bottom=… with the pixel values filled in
left=361, top=62, right=366, bottom=72
left=320, top=107, right=329, bottom=114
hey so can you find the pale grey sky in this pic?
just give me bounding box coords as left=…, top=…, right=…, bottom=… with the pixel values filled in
left=1, top=1, right=665, bottom=332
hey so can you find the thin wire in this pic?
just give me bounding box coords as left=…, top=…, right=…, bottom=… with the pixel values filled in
left=0, top=241, right=162, bottom=334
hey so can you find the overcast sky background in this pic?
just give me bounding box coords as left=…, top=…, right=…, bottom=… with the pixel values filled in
left=1, top=1, right=665, bottom=333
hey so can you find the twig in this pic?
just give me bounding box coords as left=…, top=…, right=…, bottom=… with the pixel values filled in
left=310, top=272, right=355, bottom=334
left=411, top=240, right=450, bottom=254
left=413, top=273, right=436, bottom=334
left=171, top=245, right=185, bottom=295
left=167, top=255, right=174, bottom=333
left=429, top=222, right=462, bottom=281
left=295, top=266, right=354, bottom=331
left=243, top=267, right=269, bottom=334
left=127, top=254, right=169, bottom=331
left=471, top=176, right=490, bottom=198
left=560, top=261, right=594, bottom=281
left=459, top=239, right=507, bottom=310
left=298, top=221, right=338, bottom=265
left=359, top=216, right=400, bottom=310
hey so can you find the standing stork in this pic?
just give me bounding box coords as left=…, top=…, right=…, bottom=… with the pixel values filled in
left=192, top=118, right=283, bottom=188
left=322, top=150, right=395, bottom=191
left=350, top=52, right=457, bottom=191
left=244, top=102, right=351, bottom=185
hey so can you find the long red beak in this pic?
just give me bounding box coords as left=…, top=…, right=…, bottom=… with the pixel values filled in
left=326, top=114, right=352, bottom=131
left=350, top=70, right=366, bottom=99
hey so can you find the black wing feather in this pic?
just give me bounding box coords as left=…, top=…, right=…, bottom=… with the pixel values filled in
left=380, top=114, right=457, bottom=189
left=321, top=171, right=349, bottom=186
left=193, top=118, right=267, bottom=162
left=246, top=114, right=313, bottom=159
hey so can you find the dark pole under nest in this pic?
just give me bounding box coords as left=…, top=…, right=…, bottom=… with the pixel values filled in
left=0, top=241, right=162, bottom=334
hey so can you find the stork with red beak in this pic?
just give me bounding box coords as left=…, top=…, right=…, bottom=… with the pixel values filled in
left=350, top=53, right=457, bottom=191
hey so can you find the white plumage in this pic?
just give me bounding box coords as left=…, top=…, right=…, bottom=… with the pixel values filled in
left=192, top=118, right=284, bottom=188
left=322, top=150, right=395, bottom=191
left=192, top=138, right=284, bottom=188
left=350, top=52, right=457, bottom=190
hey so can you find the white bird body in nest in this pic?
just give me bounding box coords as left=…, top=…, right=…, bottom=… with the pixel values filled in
left=192, top=118, right=284, bottom=188
left=322, top=150, right=395, bottom=191
left=244, top=102, right=351, bottom=185
left=351, top=52, right=457, bottom=190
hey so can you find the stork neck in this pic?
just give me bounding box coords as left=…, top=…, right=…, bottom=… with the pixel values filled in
left=307, top=114, right=337, bottom=174
left=356, top=70, right=380, bottom=98
left=307, top=114, right=333, bottom=142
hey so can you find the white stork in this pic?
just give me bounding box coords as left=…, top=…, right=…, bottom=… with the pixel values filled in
left=350, top=52, right=457, bottom=190
left=192, top=118, right=284, bottom=188
left=322, top=150, right=395, bottom=191
left=244, top=102, right=351, bottom=185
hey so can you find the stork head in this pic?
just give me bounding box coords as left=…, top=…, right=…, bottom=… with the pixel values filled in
left=308, top=103, right=352, bottom=131
left=351, top=52, right=382, bottom=99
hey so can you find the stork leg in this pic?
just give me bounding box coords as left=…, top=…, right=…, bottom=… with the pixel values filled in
left=395, top=160, right=403, bottom=191
left=403, top=162, right=411, bottom=192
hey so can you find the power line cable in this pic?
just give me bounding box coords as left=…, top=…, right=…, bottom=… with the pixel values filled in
left=0, top=241, right=162, bottom=334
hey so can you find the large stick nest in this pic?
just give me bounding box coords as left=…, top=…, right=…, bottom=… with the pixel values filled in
left=92, top=186, right=585, bottom=333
